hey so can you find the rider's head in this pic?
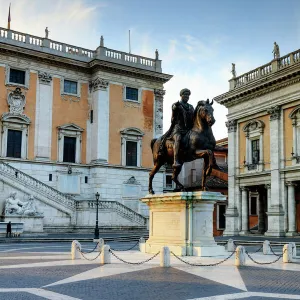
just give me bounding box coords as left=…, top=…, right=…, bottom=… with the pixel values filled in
left=180, top=88, right=191, bottom=103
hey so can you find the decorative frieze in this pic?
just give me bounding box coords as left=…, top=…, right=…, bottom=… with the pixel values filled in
left=89, top=77, right=109, bottom=92
left=267, top=105, right=281, bottom=121
left=225, top=119, right=237, bottom=133
left=38, top=71, right=52, bottom=85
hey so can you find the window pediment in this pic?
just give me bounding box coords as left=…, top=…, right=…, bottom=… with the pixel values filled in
left=120, top=127, right=144, bottom=137
left=243, top=120, right=265, bottom=134
left=289, top=106, right=300, bottom=123
left=58, top=123, right=84, bottom=132
left=1, top=113, right=31, bottom=125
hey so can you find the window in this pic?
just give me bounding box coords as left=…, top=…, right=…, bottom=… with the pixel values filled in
left=126, top=141, right=137, bottom=166
left=249, top=196, right=258, bottom=215
left=6, top=130, right=22, bottom=158
left=251, top=139, right=260, bottom=164
left=85, top=176, right=88, bottom=184
left=9, top=69, right=25, bottom=85
left=57, top=124, right=84, bottom=163
left=217, top=204, right=226, bottom=230
left=126, top=87, right=138, bottom=101
left=64, top=80, right=77, bottom=95
left=49, top=174, right=52, bottom=181
left=63, top=136, right=76, bottom=163
left=165, top=174, right=173, bottom=189
left=120, top=127, right=144, bottom=167
left=90, top=110, right=93, bottom=124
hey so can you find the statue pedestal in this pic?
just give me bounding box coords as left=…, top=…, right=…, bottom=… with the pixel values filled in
left=140, top=191, right=227, bottom=257
left=5, top=215, right=44, bottom=232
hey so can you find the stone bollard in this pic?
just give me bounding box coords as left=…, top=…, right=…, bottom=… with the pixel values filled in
left=97, top=238, right=104, bottom=252
left=100, top=245, right=111, bottom=264
left=227, top=239, right=235, bottom=252
left=71, top=240, right=81, bottom=260
left=283, top=244, right=293, bottom=263
left=160, top=246, right=170, bottom=267
left=290, top=242, right=297, bottom=257
left=139, top=237, right=146, bottom=253
left=235, top=246, right=246, bottom=267
left=263, top=240, right=271, bottom=255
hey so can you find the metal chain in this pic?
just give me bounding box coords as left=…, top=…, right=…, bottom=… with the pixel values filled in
left=109, top=240, right=140, bottom=252
left=269, top=245, right=282, bottom=257
left=80, top=243, right=99, bottom=254
left=170, top=251, right=236, bottom=267
left=245, top=249, right=284, bottom=265
left=79, top=247, right=102, bottom=261
left=252, top=245, right=263, bottom=253
left=109, top=249, right=160, bottom=265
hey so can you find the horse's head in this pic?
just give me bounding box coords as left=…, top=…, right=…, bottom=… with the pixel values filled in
left=194, top=99, right=215, bottom=127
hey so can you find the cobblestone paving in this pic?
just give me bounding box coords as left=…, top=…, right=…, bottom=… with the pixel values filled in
left=0, top=293, right=44, bottom=300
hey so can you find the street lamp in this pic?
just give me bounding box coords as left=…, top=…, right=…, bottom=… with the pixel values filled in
left=94, top=192, right=100, bottom=240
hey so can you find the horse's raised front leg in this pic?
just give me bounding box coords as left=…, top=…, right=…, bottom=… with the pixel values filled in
left=149, top=162, right=163, bottom=194
left=172, top=164, right=185, bottom=191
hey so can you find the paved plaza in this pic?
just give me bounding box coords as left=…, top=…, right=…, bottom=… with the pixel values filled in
left=0, top=241, right=299, bottom=299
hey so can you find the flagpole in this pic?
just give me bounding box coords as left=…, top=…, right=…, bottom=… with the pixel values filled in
left=129, top=30, right=131, bottom=54
left=7, top=3, right=11, bottom=30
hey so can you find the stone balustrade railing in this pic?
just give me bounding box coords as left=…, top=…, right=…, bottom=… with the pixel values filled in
left=0, top=161, right=75, bottom=210
left=76, top=200, right=146, bottom=225
left=0, top=27, right=161, bottom=72
left=230, top=49, right=300, bottom=90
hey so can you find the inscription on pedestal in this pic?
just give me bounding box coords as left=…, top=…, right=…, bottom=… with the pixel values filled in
left=152, top=212, right=180, bottom=237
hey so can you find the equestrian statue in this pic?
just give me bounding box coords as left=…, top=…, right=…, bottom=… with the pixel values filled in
left=148, top=88, right=217, bottom=194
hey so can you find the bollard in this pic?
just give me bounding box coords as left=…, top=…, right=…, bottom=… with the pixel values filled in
left=139, top=237, right=146, bottom=253
left=160, top=246, right=170, bottom=267
left=227, top=239, right=235, bottom=252
left=283, top=244, right=293, bottom=263
left=263, top=240, right=271, bottom=255
left=100, top=245, right=111, bottom=264
left=290, top=242, right=296, bottom=257
left=235, top=246, right=246, bottom=267
left=71, top=240, right=81, bottom=260
left=97, top=238, right=104, bottom=252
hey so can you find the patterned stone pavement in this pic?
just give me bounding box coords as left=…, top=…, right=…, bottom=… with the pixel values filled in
left=0, top=242, right=300, bottom=300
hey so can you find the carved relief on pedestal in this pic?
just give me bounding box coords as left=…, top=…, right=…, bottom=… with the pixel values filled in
left=154, top=89, right=165, bottom=136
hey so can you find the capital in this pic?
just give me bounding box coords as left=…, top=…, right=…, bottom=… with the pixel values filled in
left=38, top=71, right=52, bottom=85
left=286, top=181, right=297, bottom=187
left=225, top=119, right=237, bottom=132
left=154, top=89, right=165, bottom=100
left=89, top=77, right=109, bottom=92
left=267, top=105, right=281, bottom=121
left=265, top=184, right=271, bottom=190
left=240, top=186, right=248, bottom=192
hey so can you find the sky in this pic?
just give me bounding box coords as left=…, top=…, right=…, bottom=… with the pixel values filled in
left=1, top=0, right=300, bottom=140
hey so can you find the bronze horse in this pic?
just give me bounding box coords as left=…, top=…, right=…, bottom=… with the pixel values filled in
left=149, top=99, right=216, bottom=194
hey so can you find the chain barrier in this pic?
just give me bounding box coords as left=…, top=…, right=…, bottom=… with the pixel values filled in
left=109, top=240, right=140, bottom=252
left=252, top=245, right=263, bottom=253
left=245, top=249, right=284, bottom=265
left=80, top=242, right=99, bottom=254
left=170, top=251, right=236, bottom=267
left=79, top=247, right=102, bottom=261
left=109, top=249, right=160, bottom=265
left=269, top=245, right=282, bottom=257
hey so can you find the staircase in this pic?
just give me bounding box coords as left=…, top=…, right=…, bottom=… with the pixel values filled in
left=84, top=200, right=147, bottom=226
left=0, top=161, right=75, bottom=211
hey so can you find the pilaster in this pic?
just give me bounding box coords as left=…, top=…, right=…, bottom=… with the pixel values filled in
left=35, top=71, right=53, bottom=161
left=153, top=89, right=165, bottom=138
left=240, top=186, right=249, bottom=235
left=90, top=77, right=109, bottom=163
left=286, top=181, right=297, bottom=236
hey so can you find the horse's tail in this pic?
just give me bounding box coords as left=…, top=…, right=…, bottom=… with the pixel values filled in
left=150, top=138, right=157, bottom=151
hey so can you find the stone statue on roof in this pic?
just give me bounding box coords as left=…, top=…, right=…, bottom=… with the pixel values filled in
left=272, top=42, right=280, bottom=59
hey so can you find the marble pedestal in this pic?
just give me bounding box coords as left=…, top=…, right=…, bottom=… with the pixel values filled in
left=5, top=215, right=44, bottom=232
left=140, top=191, right=227, bottom=257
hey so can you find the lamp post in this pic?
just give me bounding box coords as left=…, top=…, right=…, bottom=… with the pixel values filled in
left=94, top=192, right=100, bottom=240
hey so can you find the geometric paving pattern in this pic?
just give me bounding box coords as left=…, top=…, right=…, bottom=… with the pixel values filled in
left=0, top=244, right=300, bottom=300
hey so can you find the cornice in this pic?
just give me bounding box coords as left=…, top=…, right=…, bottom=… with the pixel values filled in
left=214, top=67, right=300, bottom=108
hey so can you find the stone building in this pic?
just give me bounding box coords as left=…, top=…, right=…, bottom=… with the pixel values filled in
left=214, top=46, right=300, bottom=237
left=0, top=27, right=172, bottom=232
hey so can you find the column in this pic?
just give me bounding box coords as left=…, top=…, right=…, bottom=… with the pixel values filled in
left=90, top=77, right=109, bottom=163
left=153, top=89, right=165, bottom=138
left=223, top=119, right=239, bottom=236
left=265, top=184, right=271, bottom=211
left=35, top=72, right=53, bottom=161
left=286, top=181, right=296, bottom=236
left=265, top=106, right=285, bottom=236
left=258, top=192, right=265, bottom=234
left=240, top=187, right=249, bottom=234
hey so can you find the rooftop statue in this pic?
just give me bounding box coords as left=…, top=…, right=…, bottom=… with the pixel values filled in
left=149, top=89, right=217, bottom=194
left=272, top=42, right=280, bottom=59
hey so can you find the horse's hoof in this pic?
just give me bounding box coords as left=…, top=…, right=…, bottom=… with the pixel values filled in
left=149, top=190, right=155, bottom=195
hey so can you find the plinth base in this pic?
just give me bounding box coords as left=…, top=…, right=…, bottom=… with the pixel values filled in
left=141, top=191, right=227, bottom=257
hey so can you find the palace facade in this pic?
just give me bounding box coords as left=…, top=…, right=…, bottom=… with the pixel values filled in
left=214, top=47, right=300, bottom=236
left=0, top=27, right=172, bottom=232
